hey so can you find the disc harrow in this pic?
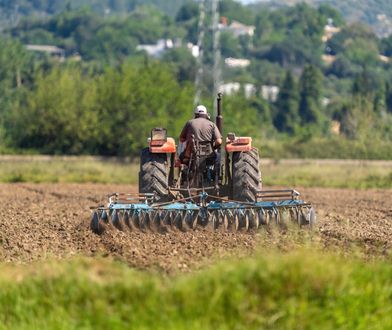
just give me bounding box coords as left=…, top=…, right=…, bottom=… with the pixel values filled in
left=90, top=190, right=316, bottom=235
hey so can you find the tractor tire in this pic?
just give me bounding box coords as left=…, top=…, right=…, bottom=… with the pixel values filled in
left=232, top=148, right=261, bottom=202
left=139, top=148, right=169, bottom=201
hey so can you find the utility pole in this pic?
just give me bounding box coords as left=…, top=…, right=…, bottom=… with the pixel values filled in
left=211, top=0, right=221, bottom=117
left=194, top=0, right=206, bottom=106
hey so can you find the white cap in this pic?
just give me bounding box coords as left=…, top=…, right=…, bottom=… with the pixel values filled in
left=194, top=105, right=208, bottom=115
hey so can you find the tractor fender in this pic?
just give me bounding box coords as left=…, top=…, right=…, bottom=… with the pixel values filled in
left=149, top=137, right=176, bottom=153
left=225, top=137, right=252, bottom=153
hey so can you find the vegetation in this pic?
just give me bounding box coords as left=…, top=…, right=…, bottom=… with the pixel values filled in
left=256, top=0, right=392, bottom=26
left=0, top=1, right=391, bottom=158
left=0, top=156, right=390, bottom=189
left=0, top=251, right=391, bottom=329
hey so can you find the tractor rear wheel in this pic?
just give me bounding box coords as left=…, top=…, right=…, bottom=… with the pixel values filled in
left=232, top=148, right=261, bottom=202
left=139, top=148, right=169, bottom=201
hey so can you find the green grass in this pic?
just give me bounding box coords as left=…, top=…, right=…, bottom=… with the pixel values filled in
left=0, top=156, right=391, bottom=188
left=0, top=251, right=391, bottom=329
left=0, top=157, right=139, bottom=184
left=263, top=160, right=392, bottom=189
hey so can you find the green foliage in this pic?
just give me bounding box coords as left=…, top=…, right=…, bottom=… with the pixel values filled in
left=175, top=2, right=198, bottom=23
left=274, top=70, right=299, bottom=134
left=94, top=62, right=193, bottom=155
left=10, top=6, right=183, bottom=63
left=219, top=0, right=256, bottom=25
left=0, top=0, right=191, bottom=18
left=7, top=63, right=195, bottom=156
left=9, top=67, right=99, bottom=154
left=163, top=47, right=196, bottom=83
left=299, top=65, right=323, bottom=125
left=1, top=252, right=392, bottom=328
left=0, top=155, right=391, bottom=188
left=0, top=2, right=391, bottom=158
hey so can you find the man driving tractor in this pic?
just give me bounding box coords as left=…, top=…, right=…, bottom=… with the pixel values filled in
left=179, top=105, right=222, bottom=164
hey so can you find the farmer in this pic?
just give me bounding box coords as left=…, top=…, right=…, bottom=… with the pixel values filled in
left=179, top=105, right=222, bottom=163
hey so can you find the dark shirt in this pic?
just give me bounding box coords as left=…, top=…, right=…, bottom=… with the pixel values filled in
left=180, top=117, right=222, bottom=143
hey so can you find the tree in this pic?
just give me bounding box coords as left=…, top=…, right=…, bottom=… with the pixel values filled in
left=9, top=66, right=99, bottom=154
left=163, top=47, right=196, bottom=83
left=175, top=2, right=198, bottom=22
left=95, top=62, right=194, bottom=156
left=385, top=82, right=392, bottom=114
left=274, top=70, right=299, bottom=134
left=299, top=65, right=323, bottom=125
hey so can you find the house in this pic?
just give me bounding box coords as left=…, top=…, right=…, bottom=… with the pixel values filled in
left=187, top=42, right=200, bottom=58
left=244, top=83, right=256, bottom=98
left=322, top=19, right=341, bottom=43
left=224, top=57, right=251, bottom=68
left=219, top=82, right=257, bottom=99
left=261, top=85, right=280, bottom=102
left=136, top=39, right=174, bottom=58
left=220, top=19, right=255, bottom=38
left=26, top=45, right=65, bottom=61
left=220, top=82, right=241, bottom=95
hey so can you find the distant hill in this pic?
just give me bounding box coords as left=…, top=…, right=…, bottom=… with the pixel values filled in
left=249, top=0, right=392, bottom=37
left=0, top=0, right=191, bottom=29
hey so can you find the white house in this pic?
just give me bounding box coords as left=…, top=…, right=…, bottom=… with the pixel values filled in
left=224, top=57, right=251, bottom=68
left=221, top=20, right=255, bottom=38
left=137, top=39, right=174, bottom=58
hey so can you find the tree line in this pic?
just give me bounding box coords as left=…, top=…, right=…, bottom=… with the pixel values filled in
left=0, top=1, right=391, bottom=157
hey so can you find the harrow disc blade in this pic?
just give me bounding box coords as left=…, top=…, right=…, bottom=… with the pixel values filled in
left=183, top=211, right=198, bottom=230
left=243, top=212, right=250, bottom=231
left=161, top=211, right=171, bottom=227
left=90, top=211, right=105, bottom=235
left=257, top=209, right=267, bottom=226
left=139, top=211, right=150, bottom=231
left=309, top=207, right=317, bottom=227
left=123, top=211, right=132, bottom=230
left=247, top=210, right=258, bottom=230
left=131, top=211, right=140, bottom=229
left=205, top=211, right=218, bottom=231
left=101, top=210, right=109, bottom=224
left=302, top=207, right=317, bottom=228
left=173, top=212, right=183, bottom=231
left=213, top=210, right=220, bottom=230
left=111, top=210, right=123, bottom=231
left=150, top=211, right=161, bottom=232
left=222, top=210, right=231, bottom=231
left=233, top=211, right=240, bottom=231
left=191, top=211, right=199, bottom=229
left=278, top=208, right=290, bottom=228
left=233, top=210, right=247, bottom=231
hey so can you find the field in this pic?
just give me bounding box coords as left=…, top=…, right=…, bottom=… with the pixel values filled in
left=0, top=156, right=391, bottom=188
left=0, top=157, right=391, bottom=328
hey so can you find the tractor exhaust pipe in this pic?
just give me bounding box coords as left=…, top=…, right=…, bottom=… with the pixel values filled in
left=216, top=93, right=223, bottom=134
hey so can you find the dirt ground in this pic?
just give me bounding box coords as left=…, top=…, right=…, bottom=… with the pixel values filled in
left=0, top=184, right=390, bottom=272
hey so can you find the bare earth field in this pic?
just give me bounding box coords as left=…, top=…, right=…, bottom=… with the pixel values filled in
left=0, top=183, right=391, bottom=272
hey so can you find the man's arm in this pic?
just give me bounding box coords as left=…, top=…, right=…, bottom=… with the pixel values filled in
left=179, top=122, right=189, bottom=142
left=213, top=125, right=222, bottom=148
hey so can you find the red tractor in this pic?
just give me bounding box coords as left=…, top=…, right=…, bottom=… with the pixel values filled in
left=139, top=93, right=261, bottom=203
left=91, top=94, right=314, bottom=234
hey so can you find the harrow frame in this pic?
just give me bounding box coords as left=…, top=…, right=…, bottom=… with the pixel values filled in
left=90, top=190, right=316, bottom=234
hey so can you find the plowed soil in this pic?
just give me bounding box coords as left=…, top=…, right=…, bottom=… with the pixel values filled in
left=0, top=184, right=391, bottom=272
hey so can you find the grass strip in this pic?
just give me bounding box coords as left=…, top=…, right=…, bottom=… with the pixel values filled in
left=0, top=252, right=391, bottom=329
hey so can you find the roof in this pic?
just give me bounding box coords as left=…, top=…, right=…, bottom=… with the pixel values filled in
left=26, top=45, right=65, bottom=54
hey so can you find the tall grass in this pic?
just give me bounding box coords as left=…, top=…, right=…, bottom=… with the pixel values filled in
left=0, top=156, right=390, bottom=188
left=0, top=252, right=391, bottom=329
left=262, top=159, right=392, bottom=189
left=0, top=157, right=139, bottom=184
